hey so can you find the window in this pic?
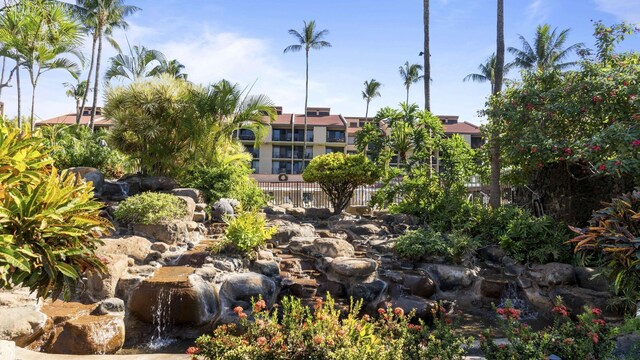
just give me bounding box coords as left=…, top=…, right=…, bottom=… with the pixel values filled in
left=251, top=160, right=259, bottom=172
left=325, top=147, right=344, bottom=154
left=272, top=161, right=291, bottom=174
left=327, top=130, right=345, bottom=142
left=348, top=136, right=355, bottom=145
left=272, top=129, right=291, bottom=141
left=349, top=122, right=358, bottom=128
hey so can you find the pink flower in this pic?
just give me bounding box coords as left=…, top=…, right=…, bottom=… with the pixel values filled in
left=615, top=160, right=622, bottom=166
left=233, top=306, right=243, bottom=314
left=257, top=337, right=267, bottom=346
left=599, top=164, right=607, bottom=171
left=377, top=308, right=386, bottom=315
left=531, top=146, right=537, bottom=153
left=564, top=147, right=572, bottom=155
left=552, top=305, right=569, bottom=317
left=591, top=145, right=601, bottom=151
left=186, top=347, right=200, bottom=355
left=591, top=308, right=603, bottom=316
left=632, top=140, right=640, bottom=147
left=393, top=307, right=404, bottom=317
left=254, top=300, right=267, bottom=312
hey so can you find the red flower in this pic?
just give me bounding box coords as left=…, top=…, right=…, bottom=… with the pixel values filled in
left=257, top=337, right=267, bottom=346
left=377, top=308, right=386, bottom=315
left=590, top=332, right=599, bottom=344
left=233, top=306, right=243, bottom=314
left=593, top=319, right=606, bottom=326
left=615, top=160, right=621, bottom=166
left=559, top=157, right=565, bottom=161
left=591, top=145, right=601, bottom=151
left=564, top=147, right=572, bottom=155
left=552, top=305, right=569, bottom=317
left=254, top=300, right=267, bottom=312
left=238, top=312, right=248, bottom=320
left=531, top=146, right=537, bottom=153
left=186, top=346, right=200, bottom=355
left=632, top=139, right=640, bottom=147
left=313, top=335, right=324, bottom=345
left=599, top=164, right=607, bottom=171
left=592, top=95, right=602, bottom=103
left=444, top=316, right=452, bottom=324
left=591, top=308, right=603, bottom=316
left=393, top=307, right=404, bottom=317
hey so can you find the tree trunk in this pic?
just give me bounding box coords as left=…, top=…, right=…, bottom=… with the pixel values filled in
left=406, top=86, right=409, bottom=106
left=0, top=56, right=6, bottom=100
left=489, top=0, right=505, bottom=209
left=423, top=0, right=430, bottom=111
left=29, top=79, right=36, bottom=131
left=89, top=25, right=103, bottom=131
left=15, top=61, right=21, bottom=129
left=302, top=48, right=309, bottom=173
left=77, top=33, right=97, bottom=124
left=365, top=99, right=370, bottom=121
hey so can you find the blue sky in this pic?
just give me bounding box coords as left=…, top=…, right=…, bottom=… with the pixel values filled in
left=6, top=0, right=640, bottom=125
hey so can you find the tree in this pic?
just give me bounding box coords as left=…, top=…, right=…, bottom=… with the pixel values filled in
left=508, top=24, right=583, bottom=72
left=284, top=20, right=331, bottom=172
left=399, top=61, right=423, bottom=105
left=423, top=0, right=430, bottom=111
left=105, top=44, right=165, bottom=82
left=490, top=0, right=505, bottom=209
left=64, top=80, right=90, bottom=113
left=361, top=78, right=381, bottom=121
left=149, top=58, right=187, bottom=80
left=463, top=53, right=513, bottom=90
left=76, top=0, right=140, bottom=130
left=0, top=3, right=24, bottom=127
left=302, top=153, right=379, bottom=214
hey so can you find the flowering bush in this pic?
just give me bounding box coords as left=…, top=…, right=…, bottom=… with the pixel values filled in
left=191, top=295, right=472, bottom=360
left=480, top=298, right=615, bottom=360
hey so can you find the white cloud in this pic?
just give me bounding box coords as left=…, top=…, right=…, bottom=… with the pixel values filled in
left=593, top=0, right=640, bottom=23
left=527, top=0, right=549, bottom=22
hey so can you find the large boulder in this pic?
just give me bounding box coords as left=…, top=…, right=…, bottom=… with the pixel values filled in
left=170, top=188, right=206, bottom=203
left=270, top=220, right=316, bottom=243
left=132, top=220, right=196, bottom=245
left=548, top=286, right=620, bottom=318
left=305, top=207, right=333, bottom=220
left=312, top=238, right=355, bottom=258
left=96, top=236, right=153, bottom=264
left=525, top=263, right=576, bottom=287
left=325, top=257, right=378, bottom=284
left=348, top=279, right=388, bottom=307
left=101, top=180, right=130, bottom=200
left=218, top=273, right=277, bottom=324
left=288, top=237, right=316, bottom=254
left=381, top=295, right=438, bottom=322
left=402, top=272, right=436, bottom=299
left=574, top=267, right=610, bottom=292
left=84, top=253, right=129, bottom=302
left=211, top=199, right=237, bottom=221
left=176, top=196, right=196, bottom=222
left=0, top=307, right=50, bottom=347
left=263, top=205, right=287, bottom=215
left=68, top=167, right=104, bottom=195
left=419, top=264, right=476, bottom=291
left=128, top=266, right=219, bottom=326
left=118, top=174, right=178, bottom=195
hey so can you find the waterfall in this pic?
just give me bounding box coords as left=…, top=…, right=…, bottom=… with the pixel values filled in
left=498, top=282, right=537, bottom=320
left=147, top=287, right=177, bottom=350
left=118, top=182, right=130, bottom=197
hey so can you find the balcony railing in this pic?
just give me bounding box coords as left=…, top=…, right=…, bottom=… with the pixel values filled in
left=239, top=134, right=256, bottom=141
left=327, top=136, right=346, bottom=143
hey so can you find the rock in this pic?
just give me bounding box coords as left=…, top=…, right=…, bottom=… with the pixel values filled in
left=0, top=287, right=39, bottom=308
left=150, top=242, right=170, bottom=253
left=251, top=260, right=280, bottom=277
left=256, top=250, right=275, bottom=261
left=176, top=196, right=196, bottom=222
left=218, top=273, right=277, bottom=324
left=286, top=278, right=319, bottom=299
left=521, top=283, right=554, bottom=311
left=525, top=263, right=576, bottom=287
left=286, top=207, right=306, bottom=217
left=326, top=257, right=378, bottom=284
left=47, top=313, right=125, bottom=354
left=305, top=207, right=332, bottom=219
left=170, top=188, right=206, bottom=203
left=84, top=254, right=129, bottom=301
left=68, top=167, right=104, bottom=195
left=196, top=203, right=207, bottom=212
left=101, top=180, right=129, bottom=200
left=263, top=205, right=286, bottom=215
left=96, top=236, right=153, bottom=264
left=128, top=267, right=219, bottom=326
left=349, top=279, right=388, bottom=306
left=0, top=307, right=49, bottom=347
left=549, top=286, right=620, bottom=318
left=477, top=245, right=506, bottom=263
left=370, top=238, right=396, bottom=253
left=345, top=205, right=371, bottom=216
left=193, top=211, right=206, bottom=222
left=208, top=255, right=244, bottom=273
left=574, top=267, right=610, bottom=292
left=140, top=176, right=179, bottom=192
left=352, top=223, right=385, bottom=236
left=614, top=334, right=640, bottom=359
left=382, top=295, right=437, bottom=322
left=0, top=340, right=15, bottom=360
left=420, top=264, right=476, bottom=291
left=270, top=220, right=315, bottom=243
left=132, top=220, right=191, bottom=244
left=402, top=273, right=436, bottom=299
left=93, top=298, right=125, bottom=315
left=312, top=238, right=355, bottom=258
left=480, top=277, right=510, bottom=299
left=288, top=237, right=316, bottom=254
left=211, top=199, right=236, bottom=221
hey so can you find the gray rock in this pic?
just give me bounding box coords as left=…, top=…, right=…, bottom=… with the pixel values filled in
left=477, top=245, right=506, bottom=263
left=305, top=207, right=333, bottom=219
left=288, top=236, right=316, bottom=254
left=420, top=263, right=476, bottom=291
left=256, top=250, right=275, bottom=261
left=312, top=238, right=355, bottom=258
left=286, top=207, right=306, bottom=217
left=574, top=267, right=610, bottom=292
left=84, top=253, right=129, bottom=302
left=382, top=295, right=437, bottom=322
left=193, top=211, right=206, bottom=222
left=549, top=286, right=619, bottom=318
left=263, top=205, right=286, bottom=215
left=176, top=195, right=196, bottom=222
left=140, top=176, right=179, bottom=192
left=403, top=272, right=436, bottom=299
left=68, top=167, right=104, bottom=195
left=132, top=220, right=191, bottom=244
left=326, top=257, right=378, bottom=284
left=0, top=307, right=49, bottom=347
left=97, top=235, right=153, bottom=264
left=349, top=279, right=388, bottom=306
left=218, top=273, right=277, bottom=324
left=209, top=255, right=244, bottom=273
left=526, top=263, right=576, bottom=287
left=251, top=260, right=280, bottom=277
left=211, top=199, right=236, bottom=221
left=196, top=203, right=207, bottom=212
left=270, top=220, right=315, bottom=243
left=170, top=188, right=206, bottom=203
left=94, top=298, right=125, bottom=315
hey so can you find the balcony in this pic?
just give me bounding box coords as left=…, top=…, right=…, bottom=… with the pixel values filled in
left=272, top=134, right=292, bottom=142
left=327, top=136, right=346, bottom=143
left=235, top=129, right=256, bottom=141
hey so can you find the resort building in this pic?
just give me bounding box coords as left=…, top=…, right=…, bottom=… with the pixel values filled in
left=36, top=107, right=114, bottom=130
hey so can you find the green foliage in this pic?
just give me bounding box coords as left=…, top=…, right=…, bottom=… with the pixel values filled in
left=303, top=153, right=379, bottom=214
left=480, top=299, right=616, bottom=360
left=0, top=120, right=110, bottom=299
left=395, top=227, right=479, bottom=264
left=570, top=189, right=640, bottom=309
left=223, top=210, right=276, bottom=254
left=114, top=192, right=186, bottom=225
left=40, top=125, right=131, bottom=178
left=617, top=316, right=640, bottom=335
left=192, top=294, right=472, bottom=360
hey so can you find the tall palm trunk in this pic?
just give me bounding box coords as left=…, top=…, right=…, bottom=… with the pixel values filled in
left=405, top=86, right=409, bottom=105
left=489, top=0, right=504, bottom=209
left=423, top=0, right=430, bottom=111
left=29, top=76, right=37, bottom=131
left=15, top=60, right=21, bottom=129
left=302, top=48, right=309, bottom=172
left=0, top=56, right=6, bottom=100
left=365, top=99, right=370, bottom=121
left=77, top=33, right=97, bottom=124
left=89, top=24, right=103, bottom=131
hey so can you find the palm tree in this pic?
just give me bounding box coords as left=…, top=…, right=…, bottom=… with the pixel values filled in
left=64, top=80, right=90, bottom=113
left=284, top=20, right=331, bottom=172
left=105, top=44, right=165, bottom=82
left=76, top=0, right=140, bottom=130
left=508, top=24, right=583, bottom=72
left=399, top=61, right=423, bottom=105
left=0, top=5, right=23, bottom=127
left=490, top=0, right=505, bottom=209
left=463, top=53, right=513, bottom=90
left=423, top=0, right=430, bottom=111
left=362, top=79, right=381, bottom=121
left=149, top=58, right=187, bottom=80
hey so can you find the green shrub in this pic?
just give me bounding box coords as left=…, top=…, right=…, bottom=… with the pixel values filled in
left=191, top=294, right=472, bottom=360
left=224, top=211, right=276, bottom=254
left=114, top=192, right=186, bottom=225
left=395, top=227, right=479, bottom=263
left=0, top=120, right=110, bottom=299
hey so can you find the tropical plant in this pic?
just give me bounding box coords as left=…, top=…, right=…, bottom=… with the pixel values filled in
left=463, top=53, right=513, bottom=90
left=508, top=24, right=583, bottom=72
left=223, top=210, right=276, bottom=254
left=361, top=78, right=381, bottom=121
left=63, top=80, right=90, bottom=113
left=284, top=20, right=331, bottom=172
left=399, top=61, right=423, bottom=105
left=302, top=153, right=379, bottom=215
left=0, top=3, right=25, bottom=127
left=75, top=0, right=141, bottom=130
left=0, top=119, right=110, bottom=299
left=149, top=57, right=187, bottom=79
left=114, top=192, right=187, bottom=225
left=105, top=44, right=165, bottom=82
left=395, top=227, right=479, bottom=263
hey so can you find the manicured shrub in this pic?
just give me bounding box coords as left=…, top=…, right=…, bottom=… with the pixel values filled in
left=302, top=153, right=379, bottom=215
left=224, top=211, right=276, bottom=254
left=114, top=192, right=187, bottom=225
left=395, top=227, right=479, bottom=264
left=191, top=295, right=472, bottom=360
left=0, top=120, right=110, bottom=299
left=480, top=298, right=615, bottom=360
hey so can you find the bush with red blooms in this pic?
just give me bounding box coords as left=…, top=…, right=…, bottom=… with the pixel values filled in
left=480, top=298, right=615, bottom=360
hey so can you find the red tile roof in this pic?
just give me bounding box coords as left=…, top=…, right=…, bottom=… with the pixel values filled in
left=444, top=121, right=481, bottom=135
left=37, top=113, right=114, bottom=127
left=266, top=113, right=346, bottom=127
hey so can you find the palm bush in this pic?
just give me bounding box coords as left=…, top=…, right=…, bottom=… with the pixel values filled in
left=0, top=120, right=110, bottom=299
left=114, top=192, right=187, bottom=225
left=224, top=211, right=276, bottom=254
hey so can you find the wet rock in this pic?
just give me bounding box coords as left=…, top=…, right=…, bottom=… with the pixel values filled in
left=270, top=220, right=315, bottom=243
left=420, top=264, right=476, bottom=291
left=128, top=267, right=219, bottom=326
left=349, top=279, right=388, bottom=306
left=525, top=263, right=576, bottom=287
left=312, top=238, right=355, bottom=258
left=218, top=273, right=277, bottom=324
left=132, top=220, right=193, bottom=245
left=84, top=254, right=129, bottom=301
left=97, top=236, right=153, bottom=264
left=208, top=255, right=244, bottom=273
left=47, top=313, right=125, bottom=355
left=68, top=167, right=104, bottom=195
left=326, top=257, right=378, bottom=284
left=101, top=180, right=129, bottom=200
left=402, top=273, right=436, bottom=299
left=305, top=207, right=333, bottom=219
left=144, top=250, right=163, bottom=264
left=574, top=267, right=610, bottom=292
left=0, top=307, right=49, bottom=347
left=480, top=277, right=510, bottom=299
left=251, top=260, right=280, bottom=277
left=170, top=188, right=206, bottom=203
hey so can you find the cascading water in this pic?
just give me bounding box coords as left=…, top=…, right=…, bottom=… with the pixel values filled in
left=118, top=182, right=130, bottom=197
left=147, top=287, right=178, bottom=350
left=498, top=282, right=538, bottom=320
